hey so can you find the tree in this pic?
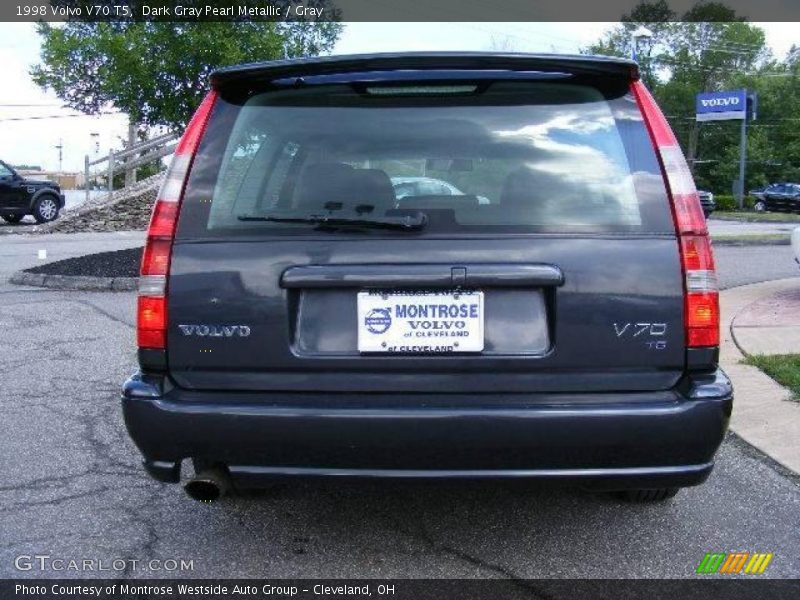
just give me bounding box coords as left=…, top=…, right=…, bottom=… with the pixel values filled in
left=658, top=4, right=767, bottom=174
left=31, top=19, right=342, bottom=130
left=584, top=0, right=676, bottom=88
left=486, top=34, right=518, bottom=53
left=583, top=1, right=779, bottom=194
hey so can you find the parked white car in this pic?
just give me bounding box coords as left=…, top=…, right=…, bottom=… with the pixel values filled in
left=391, top=176, right=491, bottom=205
left=792, top=226, right=800, bottom=266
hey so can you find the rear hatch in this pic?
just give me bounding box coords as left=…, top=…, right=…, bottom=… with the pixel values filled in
left=167, top=55, right=685, bottom=394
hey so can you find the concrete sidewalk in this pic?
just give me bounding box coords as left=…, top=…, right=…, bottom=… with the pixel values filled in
left=721, top=277, right=800, bottom=474
left=732, top=285, right=800, bottom=355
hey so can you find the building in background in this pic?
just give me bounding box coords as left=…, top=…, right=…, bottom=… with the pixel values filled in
left=16, top=169, right=82, bottom=190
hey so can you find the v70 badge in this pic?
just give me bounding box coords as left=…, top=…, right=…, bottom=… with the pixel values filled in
left=613, top=322, right=667, bottom=337
left=614, top=322, right=668, bottom=350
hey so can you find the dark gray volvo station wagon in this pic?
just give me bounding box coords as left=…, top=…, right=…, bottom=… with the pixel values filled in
left=122, top=53, right=731, bottom=503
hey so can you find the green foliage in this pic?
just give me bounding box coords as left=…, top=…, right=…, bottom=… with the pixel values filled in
left=714, top=194, right=762, bottom=211
left=583, top=0, right=676, bottom=88
left=714, top=195, right=737, bottom=210
left=31, top=19, right=342, bottom=129
left=583, top=1, right=800, bottom=196
left=111, top=160, right=163, bottom=189
left=713, top=195, right=755, bottom=211
left=744, top=354, right=800, bottom=401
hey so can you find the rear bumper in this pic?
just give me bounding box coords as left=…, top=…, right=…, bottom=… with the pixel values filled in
left=121, top=370, right=732, bottom=490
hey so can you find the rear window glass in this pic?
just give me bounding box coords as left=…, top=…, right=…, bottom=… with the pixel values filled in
left=180, top=80, right=673, bottom=236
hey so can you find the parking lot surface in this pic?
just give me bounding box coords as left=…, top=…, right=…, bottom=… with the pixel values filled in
left=1, top=234, right=799, bottom=579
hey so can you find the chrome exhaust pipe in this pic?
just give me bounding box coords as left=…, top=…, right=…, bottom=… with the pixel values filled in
left=184, top=466, right=230, bottom=502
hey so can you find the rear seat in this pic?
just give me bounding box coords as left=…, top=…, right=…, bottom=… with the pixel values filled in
left=292, top=163, right=396, bottom=213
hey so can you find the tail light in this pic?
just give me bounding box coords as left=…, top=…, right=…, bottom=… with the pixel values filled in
left=631, top=81, right=719, bottom=349
left=137, top=91, right=217, bottom=353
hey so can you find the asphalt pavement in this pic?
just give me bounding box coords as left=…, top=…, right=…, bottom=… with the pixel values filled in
left=715, top=244, right=799, bottom=289
left=0, top=230, right=144, bottom=278
left=1, top=233, right=799, bottom=579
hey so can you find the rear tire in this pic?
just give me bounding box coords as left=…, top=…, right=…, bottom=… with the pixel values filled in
left=618, top=488, right=680, bottom=502
left=1, top=214, right=23, bottom=224
left=754, top=200, right=766, bottom=212
left=32, top=195, right=60, bottom=223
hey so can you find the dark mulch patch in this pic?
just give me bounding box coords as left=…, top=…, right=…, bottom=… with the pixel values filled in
left=25, top=247, right=143, bottom=278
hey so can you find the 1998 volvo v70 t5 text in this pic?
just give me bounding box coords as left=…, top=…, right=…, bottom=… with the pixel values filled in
left=122, top=53, right=731, bottom=503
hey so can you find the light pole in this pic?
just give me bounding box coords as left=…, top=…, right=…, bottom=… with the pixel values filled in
left=85, top=132, right=100, bottom=202
left=54, top=138, right=63, bottom=173
left=630, top=26, right=654, bottom=61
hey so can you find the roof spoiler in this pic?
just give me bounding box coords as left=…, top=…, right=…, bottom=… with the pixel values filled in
left=210, top=52, right=640, bottom=88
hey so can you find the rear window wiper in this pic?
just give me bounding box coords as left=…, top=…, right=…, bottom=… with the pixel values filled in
left=238, top=211, right=427, bottom=231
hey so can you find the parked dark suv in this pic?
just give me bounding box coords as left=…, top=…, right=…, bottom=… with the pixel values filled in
left=753, top=183, right=800, bottom=213
left=697, top=190, right=715, bottom=217
left=122, top=53, right=730, bottom=503
left=0, top=160, right=65, bottom=223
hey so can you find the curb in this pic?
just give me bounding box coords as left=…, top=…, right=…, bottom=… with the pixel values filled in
left=711, top=216, right=800, bottom=224
left=9, top=270, right=137, bottom=291
left=712, top=237, right=791, bottom=247
left=728, top=316, right=750, bottom=359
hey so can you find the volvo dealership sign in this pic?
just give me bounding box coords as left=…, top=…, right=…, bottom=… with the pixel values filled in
left=696, top=90, right=747, bottom=121
left=694, top=89, right=756, bottom=208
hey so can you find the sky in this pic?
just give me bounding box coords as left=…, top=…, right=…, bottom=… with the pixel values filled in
left=1, top=21, right=798, bottom=173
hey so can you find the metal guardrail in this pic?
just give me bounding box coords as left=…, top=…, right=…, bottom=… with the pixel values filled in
left=87, top=132, right=177, bottom=166
left=84, top=132, right=179, bottom=202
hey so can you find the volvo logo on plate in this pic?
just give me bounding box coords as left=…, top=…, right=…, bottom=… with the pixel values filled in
left=364, top=308, right=392, bottom=334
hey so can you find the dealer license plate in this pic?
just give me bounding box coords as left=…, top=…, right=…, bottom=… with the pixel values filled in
left=357, top=290, right=484, bottom=353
